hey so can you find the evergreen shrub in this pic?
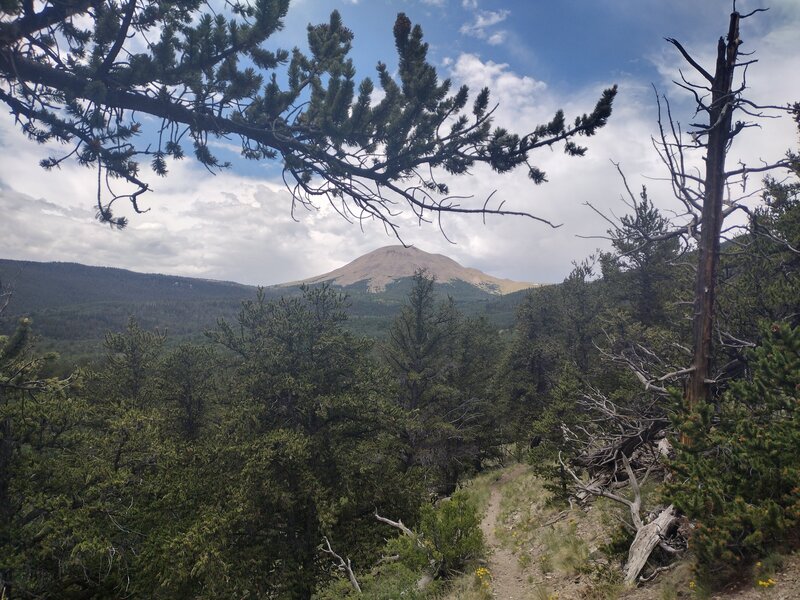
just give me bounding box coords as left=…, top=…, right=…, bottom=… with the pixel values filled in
left=669, top=323, right=800, bottom=585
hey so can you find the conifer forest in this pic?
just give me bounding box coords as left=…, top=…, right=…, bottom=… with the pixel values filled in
left=1, top=1, right=799, bottom=598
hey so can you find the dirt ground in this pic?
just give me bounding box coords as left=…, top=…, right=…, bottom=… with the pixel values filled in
left=476, top=464, right=800, bottom=600
left=480, top=464, right=532, bottom=599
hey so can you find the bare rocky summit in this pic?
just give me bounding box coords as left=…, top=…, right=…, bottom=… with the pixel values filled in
left=290, top=245, right=537, bottom=294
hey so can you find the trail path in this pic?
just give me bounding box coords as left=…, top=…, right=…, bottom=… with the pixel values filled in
left=480, top=464, right=530, bottom=599
left=476, top=464, right=800, bottom=599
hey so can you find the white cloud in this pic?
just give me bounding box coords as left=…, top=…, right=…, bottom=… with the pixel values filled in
left=486, top=31, right=506, bottom=46
left=1, top=6, right=799, bottom=289
left=449, top=54, right=547, bottom=116
left=461, top=0, right=477, bottom=9
left=460, top=9, right=510, bottom=41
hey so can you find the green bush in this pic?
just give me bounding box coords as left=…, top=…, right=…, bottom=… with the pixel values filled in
left=315, top=490, right=484, bottom=598
left=313, top=562, right=441, bottom=600
left=669, top=323, right=800, bottom=586
left=420, top=490, right=485, bottom=575
left=383, top=489, right=485, bottom=578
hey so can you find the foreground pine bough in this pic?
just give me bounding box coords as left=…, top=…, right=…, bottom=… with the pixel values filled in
left=0, top=0, right=615, bottom=231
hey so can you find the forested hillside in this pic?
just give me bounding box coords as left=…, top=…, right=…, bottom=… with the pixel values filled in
left=0, top=260, right=254, bottom=312
left=1, top=273, right=511, bottom=598
left=2, top=1, right=799, bottom=599
left=0, top=258, right=525, bottom=367
left=3, top=170, right=798, bottom=597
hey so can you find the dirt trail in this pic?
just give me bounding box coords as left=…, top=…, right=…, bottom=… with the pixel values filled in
left=481, top=464, right=531, bottom=599
left=478, top=464, right=800, bottom=599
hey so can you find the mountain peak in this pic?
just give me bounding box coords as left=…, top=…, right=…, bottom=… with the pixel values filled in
left=289, top=245, right=537, bottom=294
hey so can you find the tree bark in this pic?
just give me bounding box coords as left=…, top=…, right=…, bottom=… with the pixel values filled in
left=623, top=505, right=678, bottom=585
left=685, top=11, right=741, bottom=415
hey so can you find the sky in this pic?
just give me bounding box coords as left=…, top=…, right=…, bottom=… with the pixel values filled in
left=1, top=0, right=799, bottom=286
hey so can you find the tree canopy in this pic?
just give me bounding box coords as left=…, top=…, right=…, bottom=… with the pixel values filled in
left=0, top=0, right=616, bottom=229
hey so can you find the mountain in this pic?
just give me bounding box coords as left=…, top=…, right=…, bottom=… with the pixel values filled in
left=0, top=259, right=254, bottom=313
left=0, top=260, right=265, bottom=369
left=289, top=245, right=537, bottom=294
left=0, top=251, right=538, bottom=368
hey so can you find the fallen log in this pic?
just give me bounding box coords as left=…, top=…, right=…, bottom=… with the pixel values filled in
left=623, top=504, right=677, bottom=585
left=560, top=453, right=681, bottom=585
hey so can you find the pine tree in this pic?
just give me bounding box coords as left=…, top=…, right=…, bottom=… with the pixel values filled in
left=384, top=271, right=458, bottom=415
left=0, top=1, right=616, bottom=228
left=670, top=323, right=800, bottom=585
left=605, top=187, right=681, bottom=327
left=201, top=285, right=417, bottom=598
left=155, top=343, right=221, bottom=440
left=383, top=271, right=499, bottom=493
left=718, top=176, right=800, bottom=344
left=0, top=319, right=85, bottom=598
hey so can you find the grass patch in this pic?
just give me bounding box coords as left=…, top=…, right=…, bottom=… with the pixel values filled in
left=655, top=561, right=701, bottom=599
left=531, top=583, right=559, bottom=600
left=495, top=469, right=551, bottom=551
left=540, top=519, right=590, bottom=575
left=314, top=562, right=446, bottom=599
left=751, top=552, right=784, bottom=590
left=459, top=467, right=503, bottom=512
left=438, top=566, right=493, bottom=600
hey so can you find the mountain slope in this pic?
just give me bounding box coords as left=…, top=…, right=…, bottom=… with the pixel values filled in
left=289, top=245, right=537, bottom=294
left=0, top=252, right=537, bottom=366
left=0, top=259, right=254, bottom=313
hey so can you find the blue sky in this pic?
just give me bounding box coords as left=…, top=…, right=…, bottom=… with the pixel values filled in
left=1, top=0, right=799, bottom=285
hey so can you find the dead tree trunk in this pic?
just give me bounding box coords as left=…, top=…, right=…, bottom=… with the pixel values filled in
left=597, top=8, right=795, bottom=425
left=678, top=12, right=741, bottom=415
